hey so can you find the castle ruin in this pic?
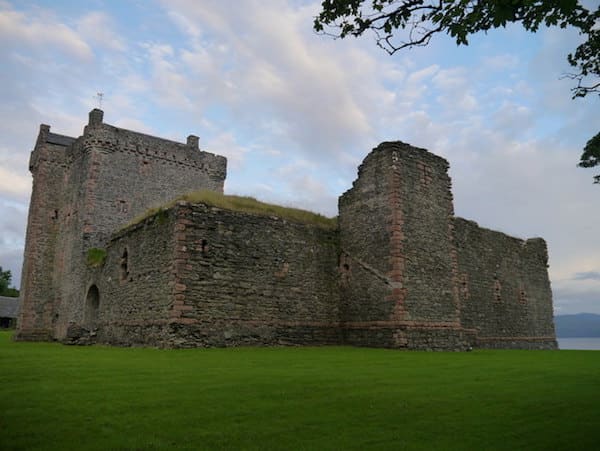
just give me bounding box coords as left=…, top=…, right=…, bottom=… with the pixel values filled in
left=15, top=109, right=557, bottom=350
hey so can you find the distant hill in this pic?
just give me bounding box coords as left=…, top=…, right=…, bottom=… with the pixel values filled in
left=554, top=313, right=600, bottom=338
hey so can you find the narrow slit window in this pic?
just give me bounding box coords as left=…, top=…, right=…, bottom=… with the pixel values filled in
left=120, top=248, right=129, bottom=282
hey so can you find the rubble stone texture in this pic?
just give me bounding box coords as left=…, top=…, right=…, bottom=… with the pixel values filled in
left=16, top=110, right=557, bottom=350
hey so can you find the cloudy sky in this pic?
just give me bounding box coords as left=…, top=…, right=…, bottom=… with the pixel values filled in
left=0, top=0, right=598, bottom=314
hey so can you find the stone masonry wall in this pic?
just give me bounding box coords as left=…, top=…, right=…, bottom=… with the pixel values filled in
left=338, top=142, right=470, bottom=350
left=16, top=126, right=72, bottom=340
left=78, top=109, right=226, bottom=248
left=88, top=210, right=178, bottom=346
left=338, top=145, right=395, bottom=324
left=53, top=111, right=227, bottom=341
left=454, top=218, right=557, bottom=349
left=167, top=202, right=341, bottom=347
left=51, top=137, right=100, bottom=340
left=17, top=110, right=227, bottom=342
left=81, top=203, right=340, bottom=348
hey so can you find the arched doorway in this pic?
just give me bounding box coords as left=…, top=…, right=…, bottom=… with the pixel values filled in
left=85, top=284, right=100, bottom=327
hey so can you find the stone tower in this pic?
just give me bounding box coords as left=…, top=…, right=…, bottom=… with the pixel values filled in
left=16, top=110, right=227, bottom=341
left=338, top=142, right=470, bottom=349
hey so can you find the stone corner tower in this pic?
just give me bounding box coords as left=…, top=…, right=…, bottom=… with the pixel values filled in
left=338, top=141, right=470, bottom=350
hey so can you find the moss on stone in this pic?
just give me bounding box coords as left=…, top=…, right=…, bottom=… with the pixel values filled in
left=86, top=248, right=106, bottom=267
left=155, top=208, right=169, bottom=225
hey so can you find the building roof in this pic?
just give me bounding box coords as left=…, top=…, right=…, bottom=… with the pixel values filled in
left=46, top=132, right=76, bottom=147
left=0, top=296, right=19, bottom=318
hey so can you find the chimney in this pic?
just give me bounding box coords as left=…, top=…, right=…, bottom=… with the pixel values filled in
left=88, top=109, right=104, bottom=127
left=187, top=135, right=199, bottom=150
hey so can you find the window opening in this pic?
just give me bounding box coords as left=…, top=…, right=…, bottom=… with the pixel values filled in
left=120, top=248, right=129, bottom=282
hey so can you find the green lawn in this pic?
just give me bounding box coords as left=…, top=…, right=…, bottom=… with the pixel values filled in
left=1, top=331, right=599, bottom=450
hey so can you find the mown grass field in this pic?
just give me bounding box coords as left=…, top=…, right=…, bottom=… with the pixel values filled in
left=1, top=331, right=599, bottom=450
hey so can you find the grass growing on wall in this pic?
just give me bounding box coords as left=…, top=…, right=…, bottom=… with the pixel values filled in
left=125, top=190, right=337, bottom=231
left=181, top=190, right=337, bottom=229
left=86, top=247, right=106, bottom=267
left=2, top=331, right=599, bottom=450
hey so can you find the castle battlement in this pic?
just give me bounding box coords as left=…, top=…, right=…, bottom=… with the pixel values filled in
left=31, top=109, right=226, bottom=177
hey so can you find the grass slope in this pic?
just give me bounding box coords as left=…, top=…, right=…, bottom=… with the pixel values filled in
left=1, top=331, right=599, bottom=450
left=125, top=190, right=337, bottom=231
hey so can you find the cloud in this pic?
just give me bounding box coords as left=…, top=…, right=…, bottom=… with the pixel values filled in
left=0, top=166, right=30, bottom=200
left=205, top=132, right=250, bottom=170
left=491, top=102, right=534, bottom=138
left=0, top=198, right=27, bottom=287
left=553, top=279, right=600, bottom=314
left=166, top=9, right=202, bottom=41
left=0, top=2, right=92, bottom=60
left=112, top=117, right=155, bottom=135
left=483, top=54, right=519, bottom=71
left=573, top=272, right=600, bottom=281
left=141, top=42, right=194, bottom=110
left=432, top=67, right=479, bottom=112
left=157, top=0, right=384, bottom=162
left=0, top=247, right=23, bottom=288
left=77, top=11, right=125, bottom=52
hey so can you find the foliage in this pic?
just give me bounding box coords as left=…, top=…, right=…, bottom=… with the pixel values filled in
left=314, top=0, right=599, bottom=182
left=314, top=0, right=599, bottom=97
left=127, top=190, right=337, bottom=230
left=1, top=331, right=600, bottom=450
left=578, top=131, right=600, bottom=183
left=86, top=248, right=107, bottom=268
left=567, top=26, right=600, bottom=98
left=0, top=267, right=9, bottom=295
left=0, top=266, right=19, bottom=297
left=1, top=287, right=19, bottom=297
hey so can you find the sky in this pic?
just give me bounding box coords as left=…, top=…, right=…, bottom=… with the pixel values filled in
left=0, top=0, right=598, bottom=314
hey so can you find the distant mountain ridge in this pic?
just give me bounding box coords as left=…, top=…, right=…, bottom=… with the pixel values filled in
left=554, top=313, right=600, bottom=338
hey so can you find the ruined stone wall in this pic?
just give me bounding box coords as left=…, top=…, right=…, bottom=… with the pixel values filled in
left=17, top=110, right=557, bottom=350
left=167, top=203, right=341, bottom=347
left=338, top=142, right=470, bottom=350
left=91, top=203, right=339, bottom=348
left=83, top=203, right=340, bottom=348
left=85, top=211, right=178, bottom=346
left=337, top=146, right=395, bottom=325
left=454, top=218, right=557, bottom=349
